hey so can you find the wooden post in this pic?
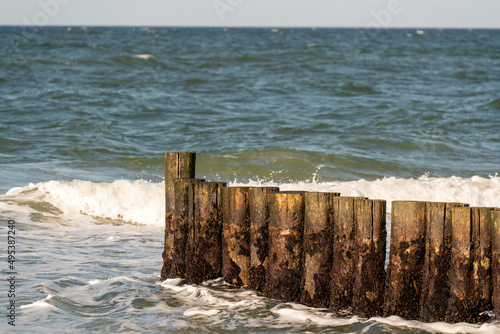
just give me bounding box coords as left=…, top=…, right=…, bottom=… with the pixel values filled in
left=300, top=192, right=339, bottom=308
left=351, top=199, right=387, bottom=317
left=265, top=191, right=305, bottom=302
left=492, top=209, right=500, bottom=316
left=330, top=196, right=366, bottom=312
left=470, top=207, right=493, bottom=317
left=164, top=152, right=196, bottom=213
left=419, top=202, right=467, bottom=322
left=222, top=187, right=251, bottom=286
left=248, top=187, right=280, bottom=292
left=162, top=178, right=204, bottom=279
left=161, top=152, right=196, bottom=280
left=185, top=181, right=226, bottom=284
left=446, top=206, right=493, bottom=322
left=383, top=201, right=426, bottom=320
left=446, top=206, right=472, bottom=322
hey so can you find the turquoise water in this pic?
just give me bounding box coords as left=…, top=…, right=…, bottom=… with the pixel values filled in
left=1, top=27, right=500, bottom=333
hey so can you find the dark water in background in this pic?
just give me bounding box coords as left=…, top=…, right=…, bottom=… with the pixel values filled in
left=2, top=27, right=500, bottom=190
left=1, top=27, right=500, bottom=333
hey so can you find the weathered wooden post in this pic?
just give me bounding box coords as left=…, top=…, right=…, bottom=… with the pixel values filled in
left=351, top=199, right=387, bottom=317
left=248, top=187, right=280, bottom=292
left=383, top=201, right=426, bottom=320
left=300, top=192, right=339, bottom=308
left=185, top=181, right=226, bottom=284
left=161, top=152, right=196, bottom=280
left=419, top=202, right=467, bottom=322
left=446, top=206, right=473, bottom=322
left=266, top=191, right=305, bottom=302
left=470, top=207, right=493, bottom=317
left=163, top=178, right=205, bottom=279
left=446, top=206, right=492, bottom=322
left=330, top=196, right=367, bottom=312
left=222, top=187, right=251, bottom=286
left=492, top=209, right=500, bottom=316
left=164, top=152, right=197, bottom=213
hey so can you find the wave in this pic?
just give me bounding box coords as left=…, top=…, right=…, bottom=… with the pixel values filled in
left=485, top=98, right=500, bottom=110
left=160, top=278, right=500, bottom=333
left=233, top=174, right=500, bottom=213
left=20, top=294, right=57, bottom=310
left=1, top=179, right=164, bottom=226
left=1, top=175, right=499, bottom=227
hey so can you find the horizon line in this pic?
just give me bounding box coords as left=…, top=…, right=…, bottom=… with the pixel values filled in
left=1, top=24, right=500, bottom=30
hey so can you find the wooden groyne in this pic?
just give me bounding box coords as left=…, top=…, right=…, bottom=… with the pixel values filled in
left=161, top=152, right=500, bottom=323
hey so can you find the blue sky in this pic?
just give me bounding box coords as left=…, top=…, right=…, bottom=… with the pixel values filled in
left=2, top=0, right=499, bottom=28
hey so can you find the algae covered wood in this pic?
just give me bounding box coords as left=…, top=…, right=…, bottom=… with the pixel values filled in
left=383, top=201, right=426, bottom=320
left=419, top=202, right=467, bottom=322
left=161, top=178, right=204, bottom=280
left=351, top=199, right=386, bottom=317
left=470, top=207, right=493, bottom=317
left=248, top=187, right=280, bottom=292
left=330, top=196, right=366, bottom=312
left=161, top=152, right=196, bottom=280
left=222, top=187, right=251, bottom=286
left=164, top=152, right=196, bottom=213
left=266, top=191, right=305, bottom=302
left=492, top=209, right=500, bottom=316
left=185, top=181, right=226, bottom=284
left=446, top=206, right=473, bottom=322
left=300, top=192, right=338, bottom=308
left=446, top=206, right=493, bottom=322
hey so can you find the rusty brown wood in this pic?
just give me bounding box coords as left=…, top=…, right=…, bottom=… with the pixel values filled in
left=161, top=152, right=196, bottom=281
left=248, top=187, right=280, bottom=292
left=330, top=196, right=367, bottom=312
left=265, top=191, right=305, bottom=302
left=492, top=209, right=500, bottom=316
left=161, top=178, right=204, bottom=280
left=446, top=206, right=474, bottom=322
left=470, top=207, right=493, bottom=318
left=383, top=201, right=426, bottom=320
left=185, top=181, right=226, bottom=284
left=164, top=152, right=196, bottom=214
left=419, top=202, right=468, bottom=321
left=222, top=187, right=251, bottom=286
left=300, top=192, right=339, bottom=308
left=351, top=199, right=387, bottom=317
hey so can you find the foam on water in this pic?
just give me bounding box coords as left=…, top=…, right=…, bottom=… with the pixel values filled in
left=372, top=316, right=500, bottom=334
left=1, top=179, right=164, bottom=226
left=20, top=294, right=56, bottom=310
left=160, top=278, right=268, bottom=311
left=1, top=175, right=499, bottom=227
left=134, top=54, right=154, bottom=60
left=232, top=174, right=500, bottom=213
left=159, top=278, right=500, bottom=333
left=271, top=304, right=361, bottom=326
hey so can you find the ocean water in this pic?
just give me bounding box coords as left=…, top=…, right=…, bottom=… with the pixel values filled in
left=1, top=26, right=500, bottom=333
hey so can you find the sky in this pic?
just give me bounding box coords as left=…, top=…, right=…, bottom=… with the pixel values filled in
left=1, top=0, right=499, bottom=29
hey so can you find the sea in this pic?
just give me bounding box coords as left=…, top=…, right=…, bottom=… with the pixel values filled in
left=1, top=26, right=500, bottom=333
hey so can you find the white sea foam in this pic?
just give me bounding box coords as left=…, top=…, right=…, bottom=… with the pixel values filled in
left=134, top=54, right=154, bottom=60
left=0, top=179, right=164, bottom=226
left=1, top=175, right=499, bottom=227
left=160, top=278, right=267, bottom=311
left=232, top=174, right=500, bottom=214
left=20, top=294, right=56, bottom=310
left=158, top=278, right=500, bottom=332
left=183, top=307, right=220, bottom=316
left=271, top=303, right=361, bottom=326
left=372, top=315, right=500, bottom=334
